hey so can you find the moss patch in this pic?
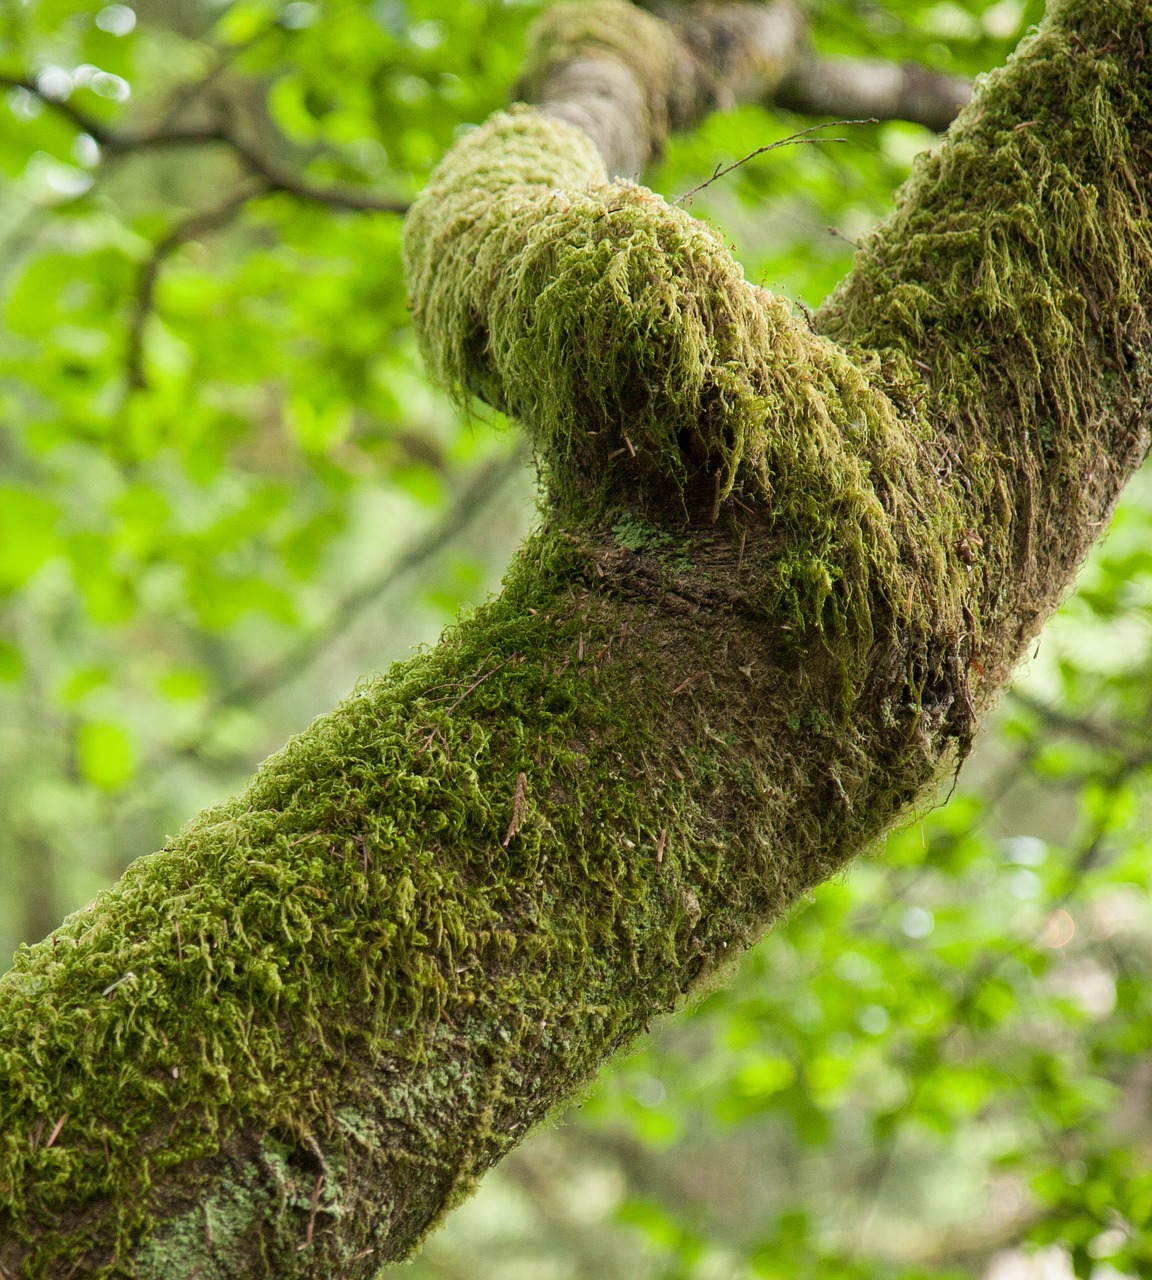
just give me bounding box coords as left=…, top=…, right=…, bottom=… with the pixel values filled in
left=818, top=0, right=1152, bottom=695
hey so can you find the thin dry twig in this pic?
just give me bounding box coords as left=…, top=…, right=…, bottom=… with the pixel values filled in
left=673, top=118, right=877, bottom=206
left=298, top=1173, right=325, bottom=1249
left=446, top=654, right=516, bottom=716
left=45, top=1114, right=67, bottom=1149
left=826, top=223, right=884, bottom=263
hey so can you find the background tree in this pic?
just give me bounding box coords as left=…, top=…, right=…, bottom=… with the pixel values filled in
left=1, top=0, right=1151, bottom=1276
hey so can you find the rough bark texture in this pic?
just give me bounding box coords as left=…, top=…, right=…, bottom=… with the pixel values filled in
left=1, top=0, right=1150, bottom=1274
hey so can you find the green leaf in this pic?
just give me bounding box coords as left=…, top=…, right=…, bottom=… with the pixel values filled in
left=0, top=488, right=61, bottom=591
left=0, top=639, right=23, bottom=683
left=76, top=720, right=135, bottom=791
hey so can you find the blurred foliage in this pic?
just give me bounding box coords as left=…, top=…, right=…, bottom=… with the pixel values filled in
left=3, top=0, right=1150, bottom=1276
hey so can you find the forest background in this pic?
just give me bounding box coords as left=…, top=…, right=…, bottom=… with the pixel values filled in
left=2, top=0, right=1151, bottom=1275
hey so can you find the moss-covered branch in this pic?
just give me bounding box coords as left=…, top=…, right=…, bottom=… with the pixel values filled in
left=816, top=0, right=1152, bottom=694
left=520, top=0, right=970, bottom=175
left=2, top=0, right=1150, bottom=1274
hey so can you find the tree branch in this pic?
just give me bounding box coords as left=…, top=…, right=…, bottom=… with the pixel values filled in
left=0, top=75, right=409, bottom=214
left=3, top=0, right=1150, bottom=1274
left=218, top=132, right=410, bottom=212
left=1007, top=686, right=1152, bottom=761
left=124, top=184, right=266, bottom=393
left=155, top=444, right=530, bottom=771
left=521, top=0, right=971, bottom=176
left=0, top=74, right=119, bottom=145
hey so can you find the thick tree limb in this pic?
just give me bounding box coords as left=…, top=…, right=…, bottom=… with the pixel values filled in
left=674, top=2, right=972, bottom=129
left=2, top=0, right=1150, bottom=1275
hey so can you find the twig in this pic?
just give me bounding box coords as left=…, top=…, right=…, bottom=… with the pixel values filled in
left=225, top=134, right=409, bottom=213
left=298, top=1173, right=324, bottom=1249
left=157, top=20, right=284, bottom=132
left=45, top=1114, right=67, bottom=1149
left=446, top=655, right=515, bottom=716
left=1007, top=687, right=1152, bottom=761
left=673, top=119, right=876, bottom=206
left=826, top=224, right=883, bottom=263
left=125, top=184, right=265, bottom=393
left=0, top=74, right=116, bottom=144
left=502, top=772, right=529, bottom=847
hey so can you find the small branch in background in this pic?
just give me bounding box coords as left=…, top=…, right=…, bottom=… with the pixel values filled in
left=850, top=753, right=1138, bottom=1258
left=0, top=73, right=116, bottom=143
left=156, top=20, right=285, bottom=132
left=0, top=76, right=409, bottom=215
left=124, top=183, right=266, bottom=393
left=220, top=133, right=409, bottom=213
left=1007, top=686, right=1152, bottom=763
left=197, top=445, right=529, bottom=717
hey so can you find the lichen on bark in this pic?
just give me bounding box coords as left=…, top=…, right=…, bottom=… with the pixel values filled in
left=1, top=0, right=1150, bottom=1274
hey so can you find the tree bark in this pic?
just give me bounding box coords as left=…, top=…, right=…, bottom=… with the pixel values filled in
left=2, top=0, right=1149, bottom=1274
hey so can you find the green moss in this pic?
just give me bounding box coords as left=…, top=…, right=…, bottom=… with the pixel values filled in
left=404, top=107, right=969, bottom=703
left=405, top=0, right=1152, bottom=718
left=1, top=531, right=788, bottom=1274
left=817, top=0, right=1152, bottom=697
left=611, top=515, right=674, bottom=555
